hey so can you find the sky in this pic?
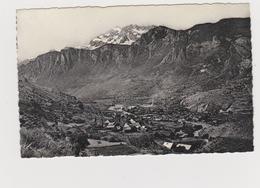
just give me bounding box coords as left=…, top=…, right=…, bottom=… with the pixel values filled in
left=16, top=3, right=250, bottom=62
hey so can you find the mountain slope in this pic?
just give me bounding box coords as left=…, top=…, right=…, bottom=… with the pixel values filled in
left=18, top=18, right=252, bottom=109
left=18, top=78, right=88, bottom=126
left=18, top=78, right=98, bottom=157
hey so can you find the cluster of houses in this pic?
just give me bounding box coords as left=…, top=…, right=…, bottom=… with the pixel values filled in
left=162, top=141, right=192, bottom=152
left=104, top=117, right=148, bottom=133
left=103, top=104, right=149, bottom=133
left=101, top=104, right=208, bottom=153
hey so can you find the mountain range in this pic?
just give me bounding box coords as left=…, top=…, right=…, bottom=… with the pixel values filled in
left=18, top=18, right=252, bottom=115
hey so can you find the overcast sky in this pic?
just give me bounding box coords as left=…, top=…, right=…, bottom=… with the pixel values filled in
left=17, top=3, right=250, bottom=61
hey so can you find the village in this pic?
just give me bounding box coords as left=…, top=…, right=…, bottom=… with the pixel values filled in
left=77, top=99, right=215, bottom=156
left=19, top=76, right=243, bottom=157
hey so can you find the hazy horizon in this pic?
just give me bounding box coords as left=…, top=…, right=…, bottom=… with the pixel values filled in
left=17, top=3, right=250, bottom=62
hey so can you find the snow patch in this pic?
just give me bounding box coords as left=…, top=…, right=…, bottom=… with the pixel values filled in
left=86, top=25, right=153, bottom=49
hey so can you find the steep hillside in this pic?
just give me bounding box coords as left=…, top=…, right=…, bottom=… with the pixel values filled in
left=18, top=78, right=101, bottom=157
left=18, top=78, right=100, bottom=127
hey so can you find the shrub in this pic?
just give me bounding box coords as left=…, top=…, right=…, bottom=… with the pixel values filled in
left=20, top=127, right=74, bottom=157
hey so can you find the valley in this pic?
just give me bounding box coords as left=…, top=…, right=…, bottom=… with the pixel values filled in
left=18, top=17, right=253, bottom=157
left=19, top=78, right=253, bottom=157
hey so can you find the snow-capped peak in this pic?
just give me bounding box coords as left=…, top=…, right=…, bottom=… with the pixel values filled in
left=86, top=25, right=155, bottom=49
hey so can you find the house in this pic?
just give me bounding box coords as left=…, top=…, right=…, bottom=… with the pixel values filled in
left=130, top=119, right=137, bottom=124
left=130, top=119, right=141, bottom=129
left=46, top=121, right=56, bottom=127
left=108, top=104, right=124, bottom=112
left=175, top=130, right=188, bottom=138
left=176, top=143, right=192, bottom=151
left=123, top=123, right=132, bottom=132
left=140, top=125, right=147, bottom=132
left=127, top=106, right=136, bottom=110
left=105, top=120, right=115, bottom=129
left=114, top=124, right=122, bottom=131
left=163, top=142, right=173, bottom=150
left=123, top=123, right=138, bottom=133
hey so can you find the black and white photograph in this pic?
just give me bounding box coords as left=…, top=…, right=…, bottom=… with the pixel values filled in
left=16, top=3, right=253, bottom=158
